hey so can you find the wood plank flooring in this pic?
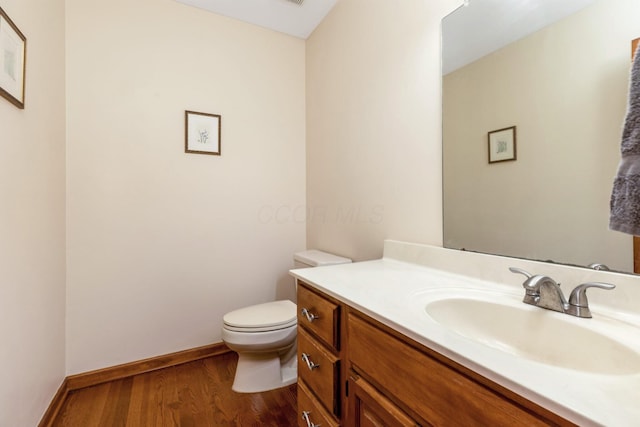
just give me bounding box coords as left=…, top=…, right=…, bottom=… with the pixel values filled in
left=52, top=352, right=297, bottom=427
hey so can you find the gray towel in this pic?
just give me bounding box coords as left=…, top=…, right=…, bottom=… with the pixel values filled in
left=610, top=44, right=640, bottom=235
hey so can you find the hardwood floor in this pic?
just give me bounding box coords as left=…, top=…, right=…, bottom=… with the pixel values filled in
left=52, top=352, right=298, bottom=426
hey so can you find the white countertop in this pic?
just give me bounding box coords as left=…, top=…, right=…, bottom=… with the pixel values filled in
left=290, top=242, right=640, bottom=427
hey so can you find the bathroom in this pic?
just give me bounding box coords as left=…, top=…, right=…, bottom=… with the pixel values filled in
left=2, top=0, right=639, bottom=425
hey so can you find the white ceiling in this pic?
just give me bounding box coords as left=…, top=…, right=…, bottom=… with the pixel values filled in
left=442, top=0, right=597, bottom=74
left=174, top=0, right=597, bottom=72
left=174, top=0, right=339, bottom=39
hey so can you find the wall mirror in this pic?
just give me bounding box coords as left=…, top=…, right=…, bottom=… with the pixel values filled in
left=442, top=0, right=640, bottom=274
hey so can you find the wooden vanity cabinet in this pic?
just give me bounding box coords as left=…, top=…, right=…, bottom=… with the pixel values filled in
left=296, top=281, right=574, bottom=427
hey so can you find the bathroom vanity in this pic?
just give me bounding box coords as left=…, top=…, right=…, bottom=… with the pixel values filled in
left=291, top=240, right=640, bottom=427
left=297, top=281, right=567, bottom=426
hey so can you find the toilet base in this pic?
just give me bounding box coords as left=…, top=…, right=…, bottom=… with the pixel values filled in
left=231, top=347, right=298, bottom=393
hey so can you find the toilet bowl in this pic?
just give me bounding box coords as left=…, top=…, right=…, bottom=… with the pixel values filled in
left=222, top=250, right=352, bottom=393
left=222, top=300, right=298, bottom=393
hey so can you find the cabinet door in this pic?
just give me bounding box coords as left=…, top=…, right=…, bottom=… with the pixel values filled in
left=348, top=312, right=559, bottom=426
left=348, top=375, right=417, bottom=427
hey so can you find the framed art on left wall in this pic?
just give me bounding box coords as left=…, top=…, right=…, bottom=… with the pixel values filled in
left=0, top=6, right=26, bottom=109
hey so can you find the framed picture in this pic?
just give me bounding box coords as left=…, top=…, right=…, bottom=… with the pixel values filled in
left=185, top=110, right=221, bottom=155
left=488, top=126, right=516, bottom=163
left=0, top=6, right=26, bottom=109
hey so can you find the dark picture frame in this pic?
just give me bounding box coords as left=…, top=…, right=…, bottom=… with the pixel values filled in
left=0, top=6, right=26, bottom=109
left=185, top=110, right=222, bottom=156
left=488, top=126, right=516, bottom=163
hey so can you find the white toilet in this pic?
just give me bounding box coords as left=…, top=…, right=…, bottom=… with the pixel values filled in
left=222, top=250, right=351, bottom=393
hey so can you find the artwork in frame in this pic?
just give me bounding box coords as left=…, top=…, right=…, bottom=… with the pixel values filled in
left=0, top=6, right=26, bottom=109
left=185, top=110, right=221, bottom=156
left=488, top=126, right=516, bottom=163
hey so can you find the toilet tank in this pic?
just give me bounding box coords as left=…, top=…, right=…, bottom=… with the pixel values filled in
left=293, top=249, right=352, bottom=268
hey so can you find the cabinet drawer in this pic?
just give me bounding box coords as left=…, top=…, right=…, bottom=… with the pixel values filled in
left=297, top=283, right=340, bottom=350
left=347, top=312, right=553, bottom=426
left=298, top=381, right=339, bottom=427
left=298, top=327, right=340, bottom=416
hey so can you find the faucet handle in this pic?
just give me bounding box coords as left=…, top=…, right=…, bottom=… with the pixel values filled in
left=588, top=263, right=610, bottom=271
left=567, top=282, right=615, bottom=318
left=509, top=267, right=532, bottom=279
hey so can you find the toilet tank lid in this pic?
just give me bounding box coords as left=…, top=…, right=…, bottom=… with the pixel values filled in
left=293, top=249, right=352, bottom=267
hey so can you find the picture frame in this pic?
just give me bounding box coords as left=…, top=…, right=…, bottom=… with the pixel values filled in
left=488, top=126, right=516, bottom=163
left=185, top=110, right=221, bottom=156
left=0, top=6, right=26, bottom=109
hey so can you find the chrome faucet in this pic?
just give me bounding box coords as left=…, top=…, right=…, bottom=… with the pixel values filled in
left=588, top=263, right=610, bottom=271
left=509, top=267, right=615, bottom=318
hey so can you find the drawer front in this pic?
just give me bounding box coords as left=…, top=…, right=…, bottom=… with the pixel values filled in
left=297, top=283, right=340, bottom=350
left=298, top=327, right=340, bottom=416
left=298, top=381, right=340, bottom=427
left=347, top=312, right=553, bottom=427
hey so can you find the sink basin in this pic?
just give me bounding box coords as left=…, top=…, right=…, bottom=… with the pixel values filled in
left=424, top=294, right=640, bottom=375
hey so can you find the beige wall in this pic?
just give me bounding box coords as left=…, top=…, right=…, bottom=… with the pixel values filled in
left=65, top=0, right=306, bottom=374
left=306, top=0, right=462, bottom=262
left=443, top=0, right=640, bottom=272
left=0, top=0, right=66, bottom=425
left=1, top=0, right=469, bottom=418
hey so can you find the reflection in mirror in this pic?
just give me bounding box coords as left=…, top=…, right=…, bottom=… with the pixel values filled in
left=442, top=0, right=640, bottom=274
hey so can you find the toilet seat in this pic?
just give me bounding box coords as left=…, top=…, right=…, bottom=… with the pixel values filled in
left=223, top=300, right=297, bottom=332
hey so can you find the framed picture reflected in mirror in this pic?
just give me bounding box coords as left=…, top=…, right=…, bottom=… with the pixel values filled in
left=488, top=126, right=516, bottom=164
